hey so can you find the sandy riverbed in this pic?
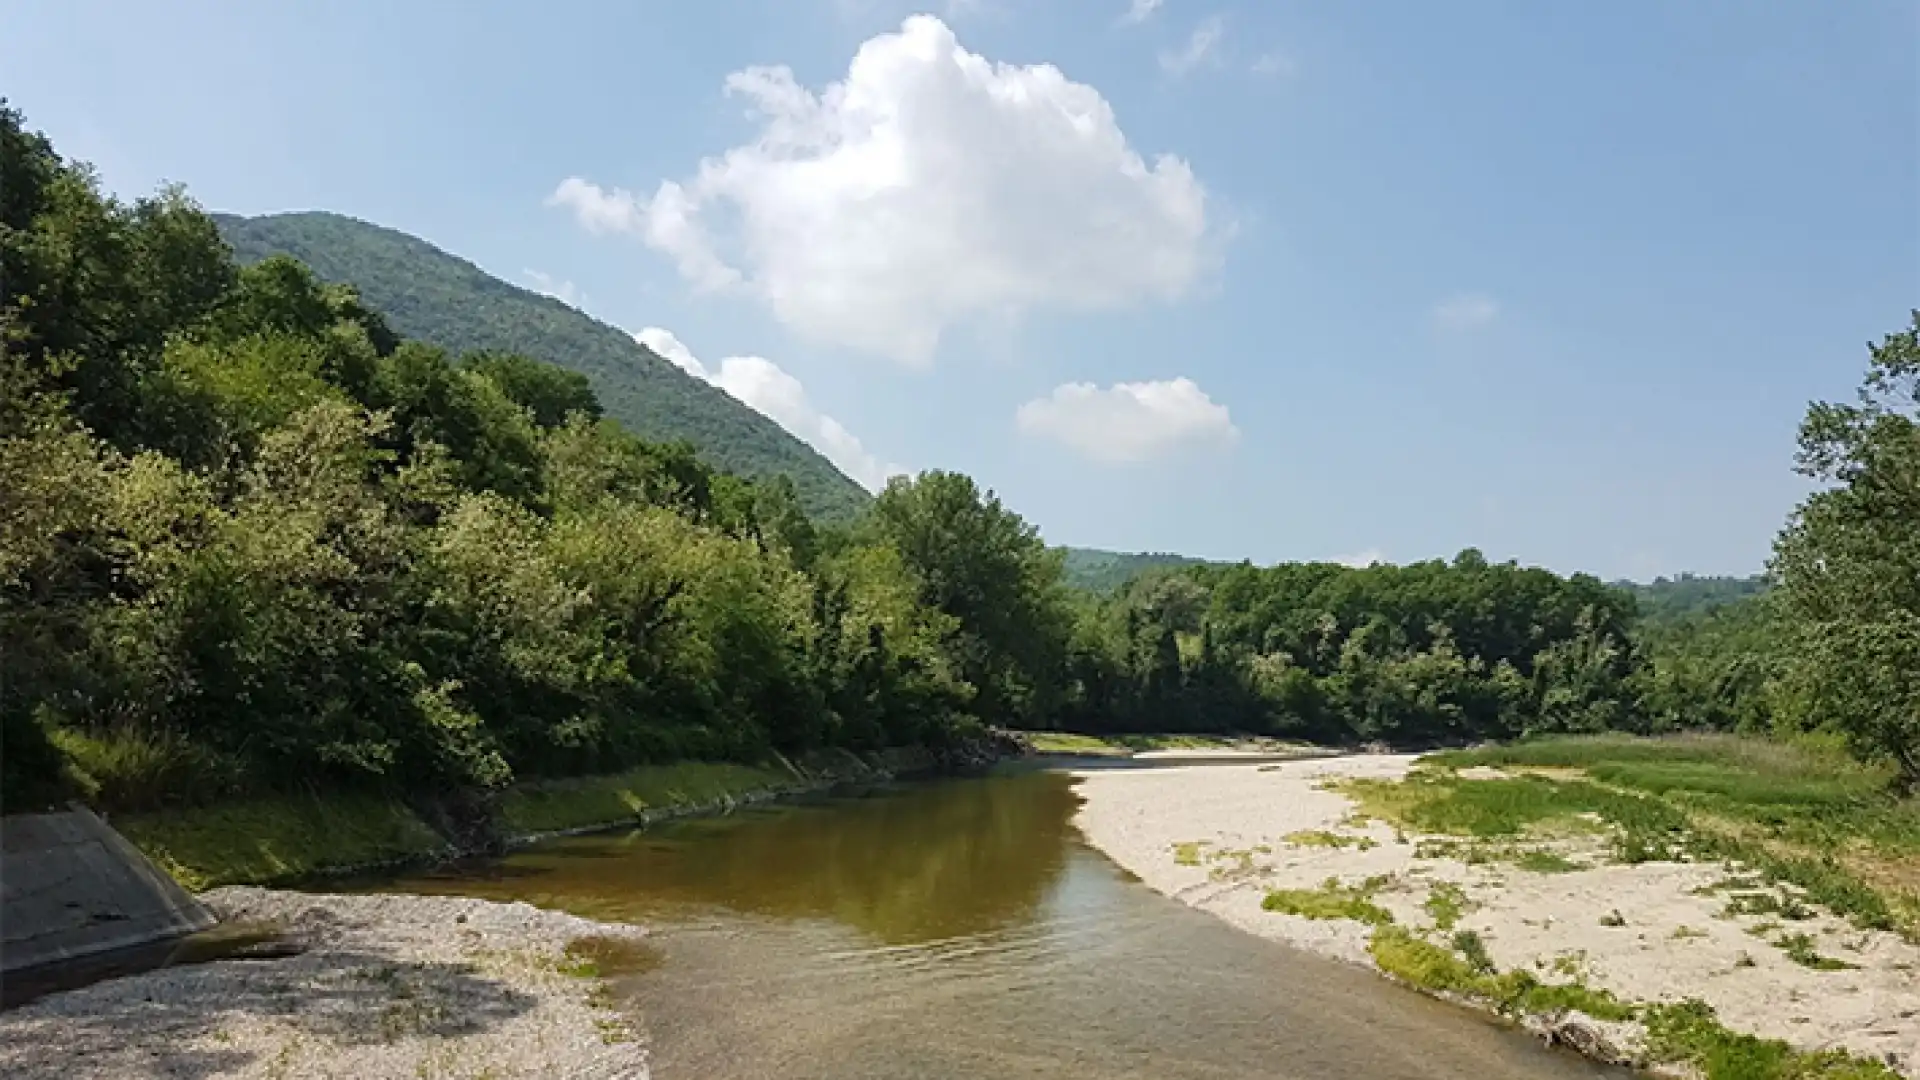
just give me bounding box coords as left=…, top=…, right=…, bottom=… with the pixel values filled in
left=0, top=887, right=650, bottom=1080
left=1070, top=754, right=1920, bottom=1076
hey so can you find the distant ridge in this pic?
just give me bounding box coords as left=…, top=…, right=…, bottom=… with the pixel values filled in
left=214, top=211, right=872, bottom=521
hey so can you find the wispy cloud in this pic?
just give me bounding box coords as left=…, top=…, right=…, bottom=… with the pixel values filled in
left=1251, top=51, right=1295, bottom=78
left=634, top=327, right=907, bottom=492
left=1159, top=15, right=1224, bottom=76
left=1119, top=0, right=1164, bottom=25
left=1432, top=292, right=1499, bottom=332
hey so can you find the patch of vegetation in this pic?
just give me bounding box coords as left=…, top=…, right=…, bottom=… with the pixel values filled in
left=1284, top=829, right=1378, bottom=851
left=1263, top=877, right=1396, bottom=926
left=1599, top=909, right=1627, bottom=928
left=1394, top=736, right=1917, bottom=941
left=1449, top=929, right=1496, bottom=975
left=495, top=761, right=799, bottom=837
left=1368, top=927, right=1633, bottom=1022
left=1774, top=932, right=1855, bottom=971
left=1670, top=925, right=1709, bottom=940
left=1641, top=998, right=1899, bottom=1079
left=1423, top=882, right=1471, bottom=931
left=1172, top=841, right=1208, bottom=866
left=1027, top=732, right=1135, bottom=756
left=120, top=794, right=446, bottom=890
left=1513, top=849, right=1586, bottom=873
left=1722, top=890, right=1814, bottom=921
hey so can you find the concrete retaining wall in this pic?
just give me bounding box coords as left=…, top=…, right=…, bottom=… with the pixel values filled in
left=1, top=806, right=214, bottom=978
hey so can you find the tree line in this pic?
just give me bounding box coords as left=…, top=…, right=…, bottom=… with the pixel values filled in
left=4, top=101, right=1915, bottom=814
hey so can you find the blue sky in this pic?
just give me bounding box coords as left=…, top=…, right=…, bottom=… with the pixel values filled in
left=6, top=0, right=1915, bottom=580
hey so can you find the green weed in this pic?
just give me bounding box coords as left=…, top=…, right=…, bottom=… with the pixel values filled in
left=1263, top=877, right=1396, bottom=926
left=1774, top=933, right=1855, bottom=971
left=1283, top=829, right=1378, bottom=851
left=1423, top=882, right=1471, bottom=931
left=1642, top=998, right=1898, bottom=1079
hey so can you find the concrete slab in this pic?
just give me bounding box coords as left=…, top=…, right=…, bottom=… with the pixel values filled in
left=1, top=806, right=215, bottom=979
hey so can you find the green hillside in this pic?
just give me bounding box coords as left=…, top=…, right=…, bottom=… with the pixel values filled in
left=213, top=211, right=871, bottom=521
left=1059, top=547, right=1217, bottom=593
left=1616, top=573, right=1770, bottom=624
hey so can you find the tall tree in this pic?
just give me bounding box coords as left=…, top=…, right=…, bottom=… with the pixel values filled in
left=1773, top=312, right=1920, bottom=790
left=865, top=471, right=1070, bottom=724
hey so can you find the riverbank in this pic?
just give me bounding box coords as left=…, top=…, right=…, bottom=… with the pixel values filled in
left=1070, top=740, right=1920, bottom=1079
left=0, top=887, right=654, bottom=1079
left=113, top=746, right=960, bottom=891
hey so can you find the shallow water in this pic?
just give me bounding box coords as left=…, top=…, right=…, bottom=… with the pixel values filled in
left=374, top=768, right=1628, bottom=1079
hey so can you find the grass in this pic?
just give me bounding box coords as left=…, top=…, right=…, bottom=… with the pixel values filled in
left=123, top=759, right=820, bottom=889
left=1367, top=926, right=1634, bottom=1021
left=1423, top=882, right=1471, bottom=930
left=1024, top=731, right=1303, bottom=757
left=1361, top=734, right=1918, bottom=941
left=1283, top=829, right=1378, bottom=851
left=1371, top=926, right=1897, bottom=1077
left=1026, top=732, right=1136, bottom=756
left=119, top=793, right=447, bottom=891
left=1641, top=998, right=1900, bottom=1079
left=1172, top=841, right=1207, bottom=866
left=1513, top=848, right=1585, bottom=872
left=51, top=724, right=249, bottom=812
left=1262, top=876, right=1396, bottom=926
left=1773, top=932, right=1855, bottom=971
left=495, top=760, right=800, bottom=836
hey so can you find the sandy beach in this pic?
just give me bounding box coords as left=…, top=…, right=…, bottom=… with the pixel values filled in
left=0, top=887, right=651, bottom=1080
left=1070, top=753, right=1920, bottom=1076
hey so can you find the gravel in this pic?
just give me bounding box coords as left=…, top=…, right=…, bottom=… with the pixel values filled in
left=0, top=886, right=651, bottom=1079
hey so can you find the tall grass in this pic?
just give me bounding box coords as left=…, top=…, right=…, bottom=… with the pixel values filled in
left=51, top=724, right=250, bottom=812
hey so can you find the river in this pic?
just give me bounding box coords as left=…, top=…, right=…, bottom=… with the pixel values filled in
left=370, top=766, right=1628, bottom=1079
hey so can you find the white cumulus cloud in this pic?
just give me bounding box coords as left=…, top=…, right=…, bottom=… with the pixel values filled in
left=1432, top=292, right=1499, bottom=331
left=1119, top=0, right=1164, bottom=25
left=521, top=269, right=583, bottom=307
left=633, top=327, right=906, bottom=492
left=1160, top=16, right=1225, bottom=75
left=1015, top=377, right=1237, bottom=463
left=551, top=15, right=1214, bottom=367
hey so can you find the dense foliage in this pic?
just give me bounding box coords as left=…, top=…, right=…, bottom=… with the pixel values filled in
left=1772, top=313, right=1920, bottom=790
left=0, top=106, right=980, bottom=812
left=1053, top=551, right=1643, bottom=745
left=4, top=101, right=1914, bottom=813
left=213, top=211, right=872, bottom=522
left=1618, top=574, right=1768, bottom=623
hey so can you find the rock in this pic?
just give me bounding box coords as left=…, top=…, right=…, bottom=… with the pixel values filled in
left=1523, top=1010, right=1647, bottom=1068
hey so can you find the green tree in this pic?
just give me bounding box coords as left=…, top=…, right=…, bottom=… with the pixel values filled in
left=1773, top=312, right=1920, bottom=790
left=865, top=471, right=1070, bottom=726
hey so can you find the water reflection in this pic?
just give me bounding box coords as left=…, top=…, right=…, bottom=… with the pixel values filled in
left=386, top=771, right=1079, bottom=945
left=370, top=770, right=1629, bottom=1080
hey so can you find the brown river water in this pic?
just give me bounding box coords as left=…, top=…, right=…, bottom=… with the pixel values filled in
left=371, top=766, right=1629, bottom=1079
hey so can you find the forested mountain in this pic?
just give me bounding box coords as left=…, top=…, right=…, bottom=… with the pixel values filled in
left=213, top=211, right=872, bottom=522
left=1059, top=547, right=1217, bottom=593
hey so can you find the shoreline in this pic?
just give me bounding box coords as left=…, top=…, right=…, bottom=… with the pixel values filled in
left=0, top=887, right=654, bottom=1080
left=111, top=742, right=1005, bottom=894
left=1068, top=752, right=1920, bottom=1078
